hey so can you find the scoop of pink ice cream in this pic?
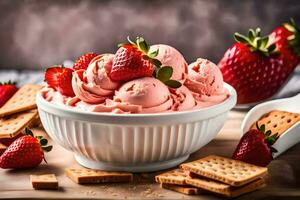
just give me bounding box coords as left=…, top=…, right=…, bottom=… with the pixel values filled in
left=72, top=54, right=121, bottom=104
left=170, top=86, right=196, bottom=111
left=185, top=58, right=223, bottom=96
left=114, top=77, right=173, bottom=113
left=150, top=44, right=188, bottom=82
left=86, top=54, right=120, bottom=90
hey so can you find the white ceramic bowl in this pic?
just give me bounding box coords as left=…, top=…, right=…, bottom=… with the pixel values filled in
left=37, top=83, right=236, bottom=172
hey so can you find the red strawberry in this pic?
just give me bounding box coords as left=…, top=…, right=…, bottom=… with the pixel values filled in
left=0, top=81, right=18, bottom=107
left=219, top=20, right=300, bottom=104
left=0, top=128, right=52, bottom=169
left=232, top=123, right=278, bottom=167
left=45, top=66, right=75, bottom=97
left=110, top=37, right=155, bottom=81
left=73, top=52, right=97, bottom=71
left=110, top=37, right=182, bottom=88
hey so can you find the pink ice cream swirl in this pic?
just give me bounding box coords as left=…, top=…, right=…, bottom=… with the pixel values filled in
left=114, top=77, right=173, bottom=113
left=170, top=86, right=197, bottom=111
left=184, top=58, right=229, bottom=108
left=72, top=54, right=121, bottom=104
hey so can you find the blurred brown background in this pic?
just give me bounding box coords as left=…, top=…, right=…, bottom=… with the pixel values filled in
left=0, top=0, right=300, bottom=70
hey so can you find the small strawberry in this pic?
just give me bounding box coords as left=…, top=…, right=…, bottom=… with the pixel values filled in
left=0, top=128, right=52, bottom=169
left=218, top=20, right=300, bottom=104
left=110, top=37, right=182, bottom=88
left=0, top=81, right=18, bottom=107
left=232, top=123, right=278, bottom=167
left=45, top=66, right=75, bottom=97
left=73, top=52, right=98, bottom=71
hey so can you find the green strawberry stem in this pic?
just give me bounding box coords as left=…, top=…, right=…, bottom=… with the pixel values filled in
left=256, top=123, right=278, bottom=154
left=234, top=28, right=277, bottom=56
left=284, top=18, right=300, bottom=56
left=0, top=80, right=16, bottom=85
left=25, top=128, right=53, bottom=163
left=119, top=36, right=182, bottom=88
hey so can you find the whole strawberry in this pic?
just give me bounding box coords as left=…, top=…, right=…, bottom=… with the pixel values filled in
left=45, top=66, right=75, bottom=97
left=110, top=37, right=181, bottom=88
left=73, top=52, right=98, bottom=71
left=0, top=81, right=18, bottom=107
left=110, top=37, right=155, bottom=81
left=218, top=20, right=300, bottom=104
left=232, top=123, right=278, bottom=167
left=0, top=128, right=52, bottom=169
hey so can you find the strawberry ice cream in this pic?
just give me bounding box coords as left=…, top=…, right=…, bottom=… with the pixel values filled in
left=150, top=44, right=188, bottom=82
left=42, top=40, right=230, bottom=114
left=170, top=86, right=197, bottom=111
left=185, top=58, right=224, bottom=96
left=72, top=54, right=120, bottom=104
left=114, top=77, right=173, bottom=113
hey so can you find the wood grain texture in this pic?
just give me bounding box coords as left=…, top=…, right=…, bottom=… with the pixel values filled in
left=0, top=111, right=300, bottom=199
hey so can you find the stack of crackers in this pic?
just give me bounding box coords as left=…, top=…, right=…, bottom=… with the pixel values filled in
left=0, top=84, right=43, bottom=151
left=156, top=155, right=268, bottom=198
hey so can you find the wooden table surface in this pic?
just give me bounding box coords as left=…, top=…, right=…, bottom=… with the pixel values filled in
left=1, top=111, right=300, bottom=200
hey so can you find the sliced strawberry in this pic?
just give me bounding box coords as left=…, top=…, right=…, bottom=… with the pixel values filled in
left=0, top=128, right=52, bottom=169
left=73, top=52, right=98, bottom=71
left=232, top=123, right=278, bottom=167
left=0, top=81, right=18, bottom=107
left=45, top=66, right=75, bottom=97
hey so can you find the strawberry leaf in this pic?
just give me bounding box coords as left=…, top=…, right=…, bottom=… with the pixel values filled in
left=148, top=49, right=159, bottom=58
left=136, top=37, right=149, bottom=54
left=40, top=138, right=48, bottom=146
left=271, top=146, right=278, bottom=153
left=234, top=32, right=250, bottom=44
left=265, top=130, right=272, bottom=136
left=259, top=124, right=266, bottom=133
left=248, top=29, right=255, bottom=42
left=25, top=127, right=34, bottom=136
left=127, top=36, right=136, bottom=45
left=151, top=59, right=162, bottom=68
left=164, top=80, right=182, bottom=88
left=42, top=145, right=53, bottom=152
left=157, top=66, right=173, bottom=82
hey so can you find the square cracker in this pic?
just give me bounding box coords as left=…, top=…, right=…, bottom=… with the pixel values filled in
left=160, top=183, right=203, bottom=195
left=180, top=155, right=267, bottom=187
left=30, top=174, right=59, bottom=190
left=155, top=169, right=189, bottom=185
left=186, top=175, right=265, bottom=198
left=0, top=109, right=38, bottom=138
left=0, top=84, right=43, bottom=117
left=251, top=110, right=300, bottom=136
left=65, top=168, right=133, bottom=184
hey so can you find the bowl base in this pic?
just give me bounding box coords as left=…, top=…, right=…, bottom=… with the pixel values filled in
left=74, top=154, right=189, bottom=173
